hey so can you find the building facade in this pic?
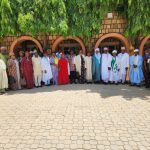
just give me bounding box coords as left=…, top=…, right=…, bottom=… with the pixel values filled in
left=0, top=12, right=150, bottom=55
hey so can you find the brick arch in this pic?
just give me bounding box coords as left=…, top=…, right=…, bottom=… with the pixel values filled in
left=52, top=36, right=86, bottom=54
left=139, top=34, right=150, bottom=55
left=10, top=36, right=43, bottom=52
left=94, top=33, right=130, bottom=53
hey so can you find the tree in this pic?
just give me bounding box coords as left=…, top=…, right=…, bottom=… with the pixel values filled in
left=0, top=0, right=150, bottom=45
left=0, top=0, right=19, bottom=36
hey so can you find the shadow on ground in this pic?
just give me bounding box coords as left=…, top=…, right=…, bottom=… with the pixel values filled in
left=5, top=84, right=150, bottom=101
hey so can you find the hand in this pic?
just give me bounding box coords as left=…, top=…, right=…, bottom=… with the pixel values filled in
left=108, top=67, right=111, bottom=70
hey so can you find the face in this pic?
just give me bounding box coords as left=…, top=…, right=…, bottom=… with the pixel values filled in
left=121, top=48, right=126, bottom=53
left=134, top=52, right=138, bottom=56
left=87, top=52, right=91, bottom=56
left=61, top=54, right=65, bottom=59
left=96, top=50, right=99, bottom=54
left=44, top=52, right=48, bottom=57
left=52, top=53, right=55, bottom=57
left=79, top=50, right=83, bottom=55
left=34, top=53, right=38, bottom=57
left=47, top=49, right=52, bottom=55
left=19, top=51, right=24, bottom=57
left=112, top=53, right=117, bottom=57
left=70, top=50, right=74, bottom=55
left=11, top=54, right=16, bottom=60
left=25, top=52, right=30, bottom=57
left=104, top=50, right=108, bottom=53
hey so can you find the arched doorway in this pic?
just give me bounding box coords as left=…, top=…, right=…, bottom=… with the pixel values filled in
left=52, top=36, right=86, bottom=55
left=10, top=36, right=43, bottom=56
left=139, top=35, right=150, bottom=55
left=95, top=33, right=130, bottom=54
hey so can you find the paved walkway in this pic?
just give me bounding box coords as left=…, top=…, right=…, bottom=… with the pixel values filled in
left=0, top=84, right=150, bottom=150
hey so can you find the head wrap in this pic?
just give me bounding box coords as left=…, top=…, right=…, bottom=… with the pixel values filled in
left=104, top=47, right=109, bottom=51
left=134, top=49, right=139, bottom=52
left=112, top=50, right=117, bottom=54
left=95, top=48, right=100, bottom=52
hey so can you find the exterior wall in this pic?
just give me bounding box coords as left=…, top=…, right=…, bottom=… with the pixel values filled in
left=0, top=12, right=149, bottom=55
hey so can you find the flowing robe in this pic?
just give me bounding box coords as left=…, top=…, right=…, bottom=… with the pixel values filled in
left=101, top=53, right=112, bottom=83
left=7, top=59, right=21, bottom=90
left=21, top=57, right=34, bottom=89
left=41, top=56, right=53, bottom=85
left=85, top=56, right=92, bottom=81
left=130, top=55, right=143, bottom=85
left=118, top=53, right=129, bottom=82
left=50, top=57, right=58, bottom=85
left=32, top=56, right=42, bottom=86
left=58, top=58, right=69, bottom=85
left=0, top=59, right=8, bottom=90
left=92, top=55, right=101, bottom=81
left=110, top=56, right=120, bottom=83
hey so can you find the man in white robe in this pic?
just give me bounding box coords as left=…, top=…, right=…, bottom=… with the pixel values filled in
left=0, top=58, right=8, bottom=94
left=118, top=46, right=129, bottom=84
left=110, top=50, right=120, bottom=84
left=85, top=52, right=92, bottom=82
left=41, top=51, right=53, bottom=86
left=32, top=50, right=42, bottom=87
left=101, top=47, right=112, bottom=84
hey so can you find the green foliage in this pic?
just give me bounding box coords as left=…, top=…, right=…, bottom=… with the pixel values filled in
left=0, top=0, right=150, bottom=38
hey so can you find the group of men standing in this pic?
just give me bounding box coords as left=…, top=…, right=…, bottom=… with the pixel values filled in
left=0, top=46, right=150, bottom=94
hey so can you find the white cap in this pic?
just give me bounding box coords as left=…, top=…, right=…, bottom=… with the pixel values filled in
left=95, top=48, right=100, bottom=52
left=33, top=49, right=37, bottom=53
left=121, top=46, right=126, bottom=50
left=104, top=47, right=109, bottom=51
left=134, top=49, right=139, bottom=52
left=112, top=50, right=117, bottom=54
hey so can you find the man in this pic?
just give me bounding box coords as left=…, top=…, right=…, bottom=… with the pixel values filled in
left=41, top=51, right=53, bottom=86
left=85, top=52, right=92, bottom=83
left=32, top=50, right=42, bottom=87
left=118, top=46, right=129, bottom=84
left=50, top=53, right=59, bottom=85
left=68, top=50, right=76, bottom=84
left=75, top=50, right=86, bottom=84
left=130, top=49, right=143, bottom=87
left=101, top=47, right=112, bottom=84
left=110, top=50, right=120, bottom=85
left=21, top=51, right=34, bottom=89
left=18, top=50, right=24, bottom=64
left=7, top=52, right=21, bottom=90
left=92, top=48, right=101, bottom=83
left=58, top=53, right=69, bottom=85
left=0, top=58, right=8, bottom=94
left=144, top=48, right=150, bottom=88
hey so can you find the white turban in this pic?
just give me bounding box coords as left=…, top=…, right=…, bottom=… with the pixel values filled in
left=104, top=47, right=109, bottom=51
left=121, top=46, right=126, bottom=50
left=112, top=50, right=117, bottom=54
left=33, top=49, right=37, bottom=53
left=134, top=49, right=139, bottom=52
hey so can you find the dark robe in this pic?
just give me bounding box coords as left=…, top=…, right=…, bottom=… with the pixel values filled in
left=58, top=58, right=69, bottom=85
left=21, top=57, right=34, bottom=89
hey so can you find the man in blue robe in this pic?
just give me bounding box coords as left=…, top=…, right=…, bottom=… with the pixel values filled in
left=130, top=49, right=143, bottom=87
left=92, top=48, right=101, bottom=83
